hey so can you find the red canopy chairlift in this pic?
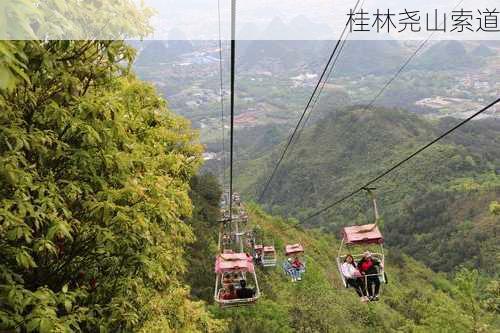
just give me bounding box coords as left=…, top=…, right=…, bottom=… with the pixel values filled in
left=283, top=243, right=306, bottom=281
left=214, top=253, right=261, bottom=307
left=336, top=189, right=387, bottom=289
left=254, top=244, right=277, bottom=267
left=285, top=244, right=304, bottom=257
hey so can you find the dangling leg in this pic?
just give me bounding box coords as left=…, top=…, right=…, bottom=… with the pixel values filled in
left=373, top=277, right=381, bottom=300
left=365, top=277, right=374, bottom=299
left=347, top=279, right=363, bottom=297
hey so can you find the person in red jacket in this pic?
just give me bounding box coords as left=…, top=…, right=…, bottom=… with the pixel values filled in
left=291, top=256, right=304, bottom=281
left=357, top=251, right=382, bottom=301
left=221, top=284, right=237, bottom=300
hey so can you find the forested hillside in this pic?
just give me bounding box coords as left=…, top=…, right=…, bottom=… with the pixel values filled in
left=234, top=107, right=500, bottom=275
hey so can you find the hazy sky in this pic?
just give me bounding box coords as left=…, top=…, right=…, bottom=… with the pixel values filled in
left=3, top=0, right=499, bottom=40
left=143, top=0, right=500, bottom=40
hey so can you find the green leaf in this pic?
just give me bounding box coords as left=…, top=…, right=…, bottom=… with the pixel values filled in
left=39, top=318, right=53, bottom=333
left=26, top=318, right=40, bottom=332
left=15, top=250, right=37, bottom=269
left=64, top=299, right=72, bottom=312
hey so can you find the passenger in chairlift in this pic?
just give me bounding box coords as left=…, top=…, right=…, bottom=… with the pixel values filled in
left=254, top=251, right=262, bottom=265
left=221, top=284, right=237, bottom=300
left=292, top=256, right=303, bottom=270
left=236, top=279, right=255, bottom=299
left=231, top=272, right=240, bottom=283
left=341, top=254, right=369, bottom=302
left=222, top=272, right=233, bottom=287
left=285, top=258, right=300, bottom=282
left=291, top=256, right=303, bottom=281
left=357, top=251, right=382, bottom=301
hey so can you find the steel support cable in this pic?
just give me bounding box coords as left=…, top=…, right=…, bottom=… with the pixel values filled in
left=291, top=36, right=349, bottom=149
left=298, top=0, right=462, bottom=141
left=257, top=0, right=361, bottom=203
left=229, top=0, right=236, bottom=220
left=364, top=0, right=463, bottom=110
left=228, top=0, right=244, bottom=253
left=217, top=0, right=226, bottom=188
left=266, top=0, right=465, bottom=212
left=303, top=96, right=500, bottom=221
left=300, top=0, right=467, bottom=221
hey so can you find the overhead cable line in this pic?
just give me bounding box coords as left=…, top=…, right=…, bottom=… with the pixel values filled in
left=303, top=96, right=500, bottom=221
left=217, top=0, right=226, bottom=188
left=257, top=0, right=361, bottom=203
left=229, top=0, right=236, bottom=219
left=228, top=0, right=244, bottom=253
left=364, top=0, right=463, bottom=110
left=292, top=36, right=350, bottom=148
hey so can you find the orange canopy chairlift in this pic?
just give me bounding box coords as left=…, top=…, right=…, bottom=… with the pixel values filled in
left=336, top=188, right=387, bottom=289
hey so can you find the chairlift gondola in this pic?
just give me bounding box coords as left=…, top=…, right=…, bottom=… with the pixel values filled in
left=253, top=244, right=277, bottom=267
left=262, top=246, right=277, bottom=267
left=336, top=188, right=387, bottom=298
left=283, top=244, right=306, bottom=281
left=336, top=224, right=386, bottom=286
left=214, top=252, right=261, bottom=307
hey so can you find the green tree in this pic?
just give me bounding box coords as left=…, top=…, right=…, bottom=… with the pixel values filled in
left=0, top=40, right=225, bottom=332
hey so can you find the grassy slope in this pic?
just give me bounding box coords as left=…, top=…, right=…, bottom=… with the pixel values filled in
left=210, top=204, right=498, bottom=333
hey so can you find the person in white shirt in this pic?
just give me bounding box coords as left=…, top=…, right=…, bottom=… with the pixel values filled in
left=341, top=254, right=368, bottom=302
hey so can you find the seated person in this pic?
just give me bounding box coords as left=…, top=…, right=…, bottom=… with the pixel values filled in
left=285, top=258, right=301, bottom=282
left=292, top=256, right=304, bottom=271
left=231, top=272, right=240, bottom=284
left=222, top=272, right=233, bottom=287
left=221, top=284, right=237, bottom=300
left=357, top=251, right=382, bottom=301
left=341, top=254, right=368, bottom=302
left=254, top=252, right=262, bottom=265
left=236, top=279, right=255, bottom=299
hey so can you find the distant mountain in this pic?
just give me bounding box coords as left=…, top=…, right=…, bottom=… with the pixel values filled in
left=262, top=17, right=297, bottom=39
left=471, top=44, right=496, bottom=57
left=134, top=35, right=194, bottom=66
left=238, top=39, right=326, bottom=71
left=238, top=22, right=263, bottom=40
left=331, top=40, right=406, bottom=75
left=254, top=15, right=333, bottom=40
left=238, top=38, right=407, bottom=75
left=134, top=40, right=169, bottom=65
left=411, top=40, right=478, bottom=70
left=167, top=28, right=194, bottom=55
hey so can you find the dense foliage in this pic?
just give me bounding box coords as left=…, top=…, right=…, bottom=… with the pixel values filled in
left=185, top=174, right=222, bottom=301
left=0, top=40, right=225, bottom=332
